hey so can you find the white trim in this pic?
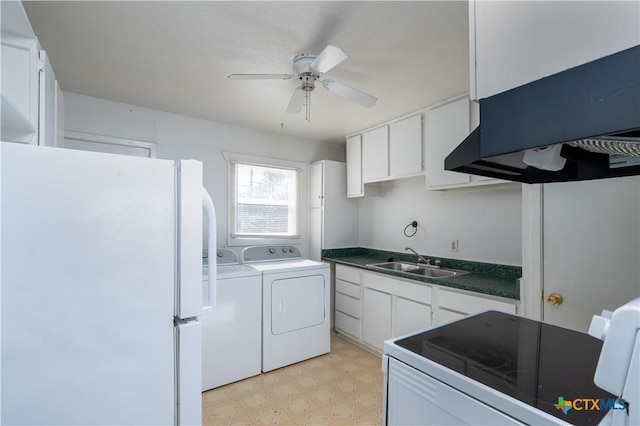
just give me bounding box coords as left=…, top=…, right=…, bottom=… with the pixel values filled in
left=64, top=130, right=157, bottom=158
left=225, top=154, right=304, bottom=247
left=222, top=151, right=306, bottom=171
left=521, top=184, right=543, bottom=321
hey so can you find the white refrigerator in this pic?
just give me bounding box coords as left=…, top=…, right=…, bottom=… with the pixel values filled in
left=1, top=142, right=216, bottom=425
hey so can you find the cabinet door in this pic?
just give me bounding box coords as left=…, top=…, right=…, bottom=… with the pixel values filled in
left=308, top=207, right=322, bottom=261
left=38, top=50, right=57, bottom=147
left=389, top=114, right=422, bottom=178
left=471, top=1, right=640, bottom=100
left=394, top=297, right=431, bottom=338
left=55, top=81, right=65, bottom=148
left=346, top=135, right=363, bottom=197
left=424, top=97, right=471, bottom=189
left=309, top=162, right=323, bottom=208
left=362, top=287, right=391, bottom=351
left=0, top=39, right=39, bottom=143
left=435, top=289, right=516, bottom=325
left=362, top=126, right=389, bottom=182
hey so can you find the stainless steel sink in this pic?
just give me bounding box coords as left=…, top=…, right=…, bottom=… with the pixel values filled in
left=368, top=261, right=419, bottom=272
left=367, top=261, right=470, bottom=279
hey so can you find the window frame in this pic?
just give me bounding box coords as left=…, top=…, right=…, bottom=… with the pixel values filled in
left=223, top=152, right=305, bottom=247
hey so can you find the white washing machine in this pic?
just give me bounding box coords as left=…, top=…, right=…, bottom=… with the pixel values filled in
left=242, top=245, right=331, bottom=372
left=202, top=249, right=262, bottom=391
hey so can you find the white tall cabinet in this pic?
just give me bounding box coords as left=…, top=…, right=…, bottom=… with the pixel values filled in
left=309, top=160, right=359, bottom=261
left=1, top=0, right=64, bottom=146
left=346, top=135, right=364, bottom=197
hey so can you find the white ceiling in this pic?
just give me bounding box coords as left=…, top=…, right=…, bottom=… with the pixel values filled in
left=24, top=1, right=470, bottom=144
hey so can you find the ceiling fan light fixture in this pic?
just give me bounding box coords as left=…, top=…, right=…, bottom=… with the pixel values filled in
left=305, top=91, right=311, bottom=122
left=229, top=45, right=377, bottom=119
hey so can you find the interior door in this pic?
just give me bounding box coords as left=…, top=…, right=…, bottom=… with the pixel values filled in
left=542, top=176, right=640, bottom=332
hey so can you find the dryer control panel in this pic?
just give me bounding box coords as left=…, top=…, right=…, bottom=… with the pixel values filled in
left=241, top=245, right=302, bottom=263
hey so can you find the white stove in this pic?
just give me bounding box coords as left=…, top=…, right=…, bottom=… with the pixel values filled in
left=383, top=298, right=639, bottom=425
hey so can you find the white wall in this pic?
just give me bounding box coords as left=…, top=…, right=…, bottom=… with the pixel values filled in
left=359, top=179, right=522, bottom=266
left=63, top=92, right=345, bottom=257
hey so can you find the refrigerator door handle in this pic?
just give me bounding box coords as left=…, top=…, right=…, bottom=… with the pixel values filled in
left=202, top=187, right=216, bottom=310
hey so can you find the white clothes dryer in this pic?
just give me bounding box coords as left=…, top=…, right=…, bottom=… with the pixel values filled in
left=202, top=249, right=262, bottom=390
left=242, top=246, right=330, bottom=372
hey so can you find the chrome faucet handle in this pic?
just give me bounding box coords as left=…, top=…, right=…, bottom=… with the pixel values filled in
left=434, top=259, right=441, bottom=268
left=405, top=247, right=430, bottom=265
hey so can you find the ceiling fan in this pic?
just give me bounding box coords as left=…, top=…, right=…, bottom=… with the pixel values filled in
left=228, top=45, right=377, bottom=121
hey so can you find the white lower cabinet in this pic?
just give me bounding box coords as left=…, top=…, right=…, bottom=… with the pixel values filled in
left=361, top=272, right=432, bottom=353
left=362, top=288, right=392, bottom=350
left=395, top=297, right=431, bottom=338
left=435, top=287, right=517, bottom=326
left=334, top=265, right=362, bottom=340
left=335, top=266, right=518, bottom=353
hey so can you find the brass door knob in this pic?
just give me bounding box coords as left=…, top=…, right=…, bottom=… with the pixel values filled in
left=547, top=293, right=564, bottom=306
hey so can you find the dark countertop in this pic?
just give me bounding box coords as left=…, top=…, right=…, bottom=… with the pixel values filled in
left=322, top=248, right=521, bottom=300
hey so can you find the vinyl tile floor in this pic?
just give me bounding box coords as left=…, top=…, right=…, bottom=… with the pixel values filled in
left=202, top=332, right=384, bottom=425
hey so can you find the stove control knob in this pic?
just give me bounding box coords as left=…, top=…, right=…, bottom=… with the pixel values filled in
left=268, top=247, right=276, bottom=254
left=547, top=293, right=564, bottom=306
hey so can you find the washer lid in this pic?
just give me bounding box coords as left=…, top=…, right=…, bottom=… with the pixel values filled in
left=248, top=259, right=328, bottom=274
left=217, top=264, right=261, bottom=279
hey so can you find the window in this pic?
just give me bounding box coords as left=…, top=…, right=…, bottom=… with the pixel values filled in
left=229, top=160, right=300, bottom=240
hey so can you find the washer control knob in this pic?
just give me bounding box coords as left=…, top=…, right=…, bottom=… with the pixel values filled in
left=289, top=248, right=294, bottom=253
left=282, top=247, right=287, bottom=253
left=268, top=247, right=276, bottom=254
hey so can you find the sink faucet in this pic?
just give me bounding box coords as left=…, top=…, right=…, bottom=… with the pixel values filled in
left=405, top=247, right=430, bottom=266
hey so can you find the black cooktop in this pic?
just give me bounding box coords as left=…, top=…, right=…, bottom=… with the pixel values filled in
left=395, top=311, right=618, bottom=425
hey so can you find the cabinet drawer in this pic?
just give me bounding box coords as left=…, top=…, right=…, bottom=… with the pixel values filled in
left=439, top=290, right=516, bottom=315
left=335, top=311, right=360, bottom=339
left=336, top=265, right=361, bottom=284
left=364, top=272, right=431, bottom=304
left=336, top=279, right=360, bottom=299
left=336, top=293, right=360, bottom=319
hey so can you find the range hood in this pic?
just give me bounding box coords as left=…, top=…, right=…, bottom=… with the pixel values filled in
left=445, top=45, right=640, bottom=184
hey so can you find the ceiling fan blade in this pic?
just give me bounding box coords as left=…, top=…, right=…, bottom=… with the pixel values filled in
left=228, top=74, right=294, bottom=80
left=322, top=80, right=377, bottom=108
left=286, top=87, right=306, bottom=113
left=310, top=45, right=348, bottom=74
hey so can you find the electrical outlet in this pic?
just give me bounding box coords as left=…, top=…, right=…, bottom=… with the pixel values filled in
left=450, top=239, right=458, bottom=252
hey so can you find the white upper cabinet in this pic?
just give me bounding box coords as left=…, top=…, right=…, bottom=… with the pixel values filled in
left=362, top=126, right=389, bottom=182
left=389, top=114, right=422, bottom=178
left=424, top=96, right=506, bottom=190
left=355, top=113, right=423, bottom=188
left=470, top=1, right=640, bottom=101
left=424, top=97, right=471, bottom=188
